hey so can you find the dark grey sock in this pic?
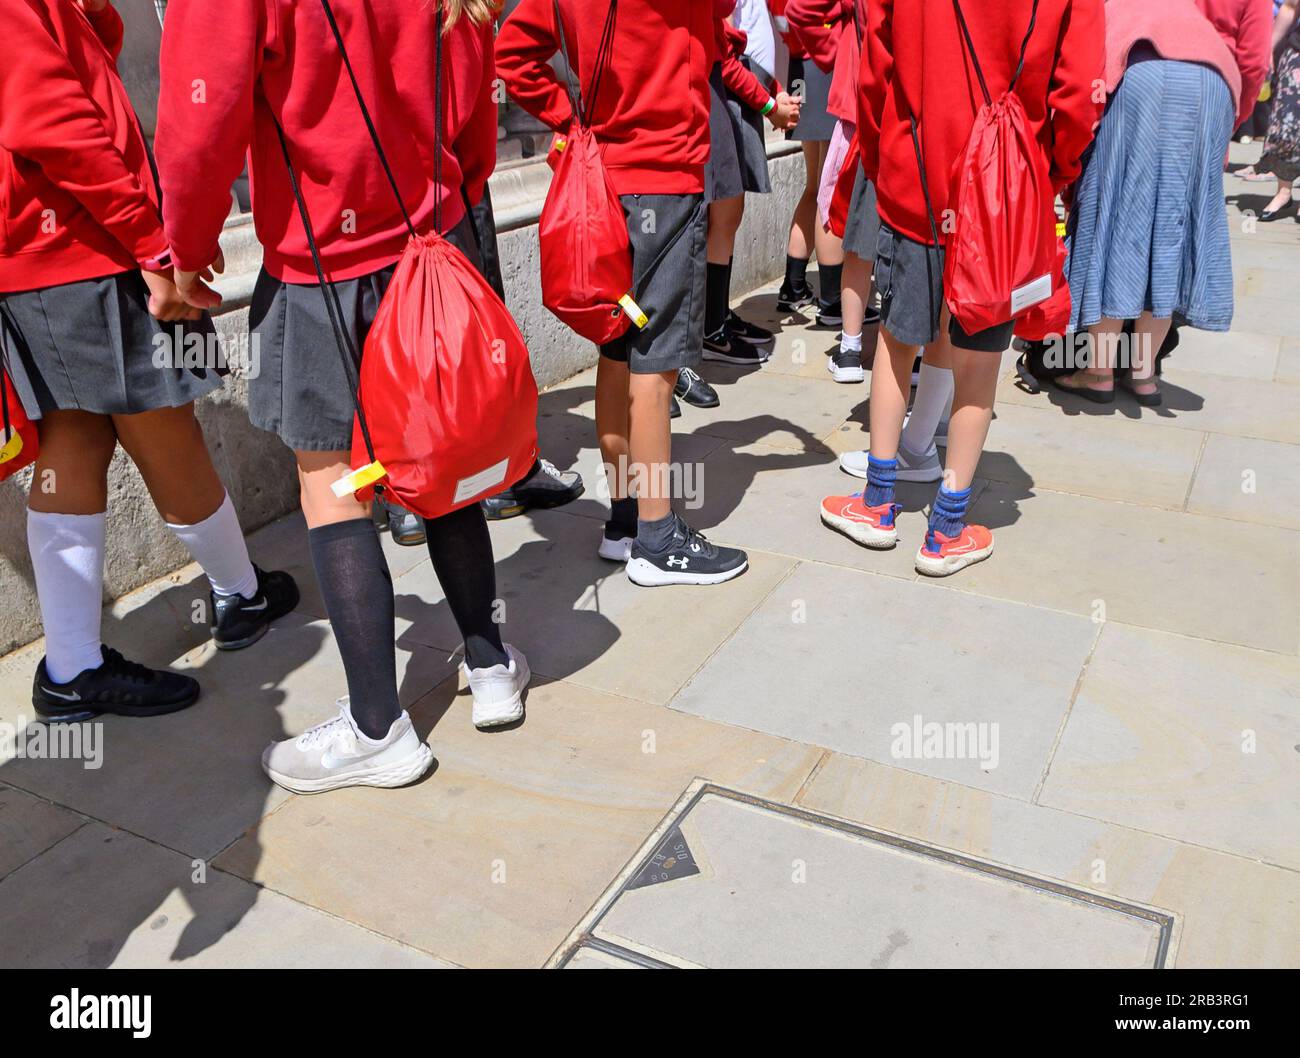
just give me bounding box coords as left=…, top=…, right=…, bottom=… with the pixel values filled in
left=636, top=512, right=678, bottom=554
left=308, top=518, right=401, bottom=740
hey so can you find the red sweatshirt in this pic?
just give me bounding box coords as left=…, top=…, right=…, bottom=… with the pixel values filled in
left=861, top=0, right=1104, bottom=246
left=155, top=0, right=497, bottom=284
left=495, top=0, right=713, bottom=195
left=716, top=17, right=779, bottom=112
left=0, top=1, right=167, bottom=294
left=788, top=0, right=862, bottom=123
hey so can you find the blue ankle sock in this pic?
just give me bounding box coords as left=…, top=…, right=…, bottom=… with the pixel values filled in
left=928, top=484, right=973, bottom=538
left=865, top=455, right=898, bottom=507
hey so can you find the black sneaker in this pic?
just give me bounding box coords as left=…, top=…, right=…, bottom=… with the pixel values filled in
left=827, top=347, right=866, bottom=383
left=727, top=311, right=775, bottom=347
left=378, top=497, right=427, bottom=545
left=211, top=565, right=301, bottom=651
left=670, top=394, right=682, bottom=419
left=816, top=299, right=844, bottom=328
left=598, top=520, right=635, bottom=563
left=703, top=324, right=766, bottom=365
left=776, top=281, right=815, bottom=313
left=675, top=367, right=719, bottom=408
left=482, top=458, right=584, bottom=520
left=32, top=647, right=200, bottom=722
left=626, top=518, right=748, bottom=586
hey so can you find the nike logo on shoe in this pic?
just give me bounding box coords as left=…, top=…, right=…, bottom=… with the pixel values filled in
left=41, top=687, right=81, bottom=702
left=240, top=598, right=269, bottom=612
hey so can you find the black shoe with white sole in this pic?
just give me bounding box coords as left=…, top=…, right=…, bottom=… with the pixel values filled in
left=675, top=367, right=719, bottom=408
left=776, top=281, right=815, bottom=313
left=703, top=325, right=766, bottom=365
left=827, top=348, right=866, bottom=383
left=482, top=458, right=584, bottom=520
left=32, top=647, right=200, bottom=722
left=626, top=518, right=748, bottom=586
left=211, top=566, right=301, bottom=651
left=727, top=312, right=775, bottom=346
left=598, top=521, right=635, bottom=563
left=816, top=300, right=843, bottom=328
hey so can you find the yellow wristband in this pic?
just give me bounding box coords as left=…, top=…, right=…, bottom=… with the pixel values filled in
left=331, top=460, right=388, bottom=499
left=618, top=293, right=649, bottom=329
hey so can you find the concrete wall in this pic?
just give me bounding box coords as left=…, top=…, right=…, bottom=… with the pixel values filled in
left=0, top=146, right=805, bottom=655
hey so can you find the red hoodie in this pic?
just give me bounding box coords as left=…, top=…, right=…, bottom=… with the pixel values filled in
left=155, top=0, right=497, bottom=284
left=716, top=15, right=779, bottom=112
left=0, top=0, right=167, bottom=294
left=496, top=0, right=714, bottom=196
left=861, top=0, right=1104, bottom=246
left=787, top=0, right=862, bottom=123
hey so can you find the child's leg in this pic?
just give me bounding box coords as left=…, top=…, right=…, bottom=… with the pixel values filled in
left=840, top=251, right=872, bottom=348
left=628, top=370, right=676, bottom=534
left=26, top=411, right=117, bottom=683
left=112, top=404, right=258, bottom=600
left=422, top=503, right=507, bottom=671
left=901, top=334, right=955, bottom=454
left=296, top=450, right=400, bottom=740
left=596, top=355, right=632, bottom=504
left=785, top=143, right=820, bottom=263
left=706, top=195, right=746, bottom=337
left=941, top=345, right=1002, bottom=494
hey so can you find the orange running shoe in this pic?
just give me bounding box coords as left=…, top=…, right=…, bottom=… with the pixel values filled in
left=819, top=492, right=900, bottom=549
left=915, top=524, right=995, bottom=577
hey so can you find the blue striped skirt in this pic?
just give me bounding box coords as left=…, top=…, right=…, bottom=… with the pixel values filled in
left=1066, top=57, right=1234, bottom=333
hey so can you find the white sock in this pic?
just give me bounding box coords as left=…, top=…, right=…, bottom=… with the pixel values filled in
left=841, top=330, right=863, bottom=353
left=27, top=510, right=107, bottom=684
left=902, top=363, right=954, bottom=453
left=167, top=492, right=258, bottom=599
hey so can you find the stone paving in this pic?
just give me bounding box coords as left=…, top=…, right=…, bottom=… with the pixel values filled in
left=0, top=147, right=1296, bottom=967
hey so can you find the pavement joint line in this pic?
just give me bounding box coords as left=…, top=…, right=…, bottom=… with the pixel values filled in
left=1030, top=619, right=1105, bottom=807
left=550, top=780, right=1180, bottom=969
left=0, top=814, right=91, bottom=886
left=791, top=749, right=833, bottom=806
left=1182, top=430, right=1212, bottom=514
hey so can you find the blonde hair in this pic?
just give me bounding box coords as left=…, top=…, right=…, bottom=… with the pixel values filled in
left=442, top=0, right=502, bottom=30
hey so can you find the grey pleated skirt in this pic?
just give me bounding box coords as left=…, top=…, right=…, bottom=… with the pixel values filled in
left=0, top=270, right=222, bottom=420
left=706, top=63, right=773, bottom=203
left=842, top=168, right=881, bottom=262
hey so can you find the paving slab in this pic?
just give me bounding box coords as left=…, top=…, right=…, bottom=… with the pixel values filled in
left=0, top=784, right=84, bottom=881
left=1039, top=623, right=1300, bottom=869
left=669, top=561, right=1098, bottom=799
left=566, top=786, right=1169, bottom=969
left=960, top=481, right=1300, bottom=654
left=1278, top=337, right=1300, bottom=383
left=0, top=823, right=448, bottom=968
left=0, top=611, right=453, bottom=860
left=1163, top=328, right=1281, bottom=382
left=1186, top=433, right=1300, bottom=530
left=678, top=368, right=857, bottom=451
left=388, top=507, right=796, bottom=705
left=798, top=754, right=1300, bottom=968
left=215, top=676, right=822, bottom=968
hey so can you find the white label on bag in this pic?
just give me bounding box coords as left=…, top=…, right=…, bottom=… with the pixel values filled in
left=453, top=458, right=510, bottom=504
left=1011, top=273, right=1052, bottom=315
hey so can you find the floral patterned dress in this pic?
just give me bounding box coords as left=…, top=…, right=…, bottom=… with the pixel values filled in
left=1258, top=34, right=1300, bottom=184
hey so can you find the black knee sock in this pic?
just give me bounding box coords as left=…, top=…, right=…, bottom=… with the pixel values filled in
left=818, top=263, right=843, bottom=309
left=424, top=504, right=508, bottom=671
left=705, top=261, right=731, bottom=336
left=308, top=518, right=401, bottom=740
left=784, top=254, right=810, bottom=292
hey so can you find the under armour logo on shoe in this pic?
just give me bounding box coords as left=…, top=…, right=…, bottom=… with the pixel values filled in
left=667, top=556, right=690, bottom=569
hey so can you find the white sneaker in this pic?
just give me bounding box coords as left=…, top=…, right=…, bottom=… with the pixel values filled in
left=464, top=643, right=530, bottom=729
left=261, top=699, right=433, bottom=795
left=837, top=442, right=943, bottom=483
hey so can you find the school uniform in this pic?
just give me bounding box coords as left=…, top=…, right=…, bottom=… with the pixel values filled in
left=497, top=0, right=714, bottom=375
left=774, top=0, right=836, bottom=141
left=859, top=0, right=1105, bottom=350
left=706, top=16, right=776, bottom=203
left=155, top=0, right=499, bottom=451
left=0, top=0, right=220, bottom=421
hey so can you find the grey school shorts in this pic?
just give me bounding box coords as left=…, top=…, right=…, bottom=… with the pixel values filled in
left=599, top=193, right=707, bottom=375
left=841, top=168, right=881, bottom=263
left=874, top=221, right=1016, bottom=353
left=247, top=212, right=480, bottom=452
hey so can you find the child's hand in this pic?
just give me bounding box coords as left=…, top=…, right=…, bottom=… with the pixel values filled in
left=173, top=250, right=226, bottom=312
left=142, top=267, right=204, bottom=321
left=766, top=91, right=802, bottom=131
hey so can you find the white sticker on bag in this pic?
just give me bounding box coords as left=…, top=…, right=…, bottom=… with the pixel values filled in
left=1011, top=273, right=1052, bottom=315
left=453, top=458, right=510, bottom=504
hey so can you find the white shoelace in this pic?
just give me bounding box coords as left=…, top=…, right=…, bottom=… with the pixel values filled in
left=295, top=710, right=356, bottom=752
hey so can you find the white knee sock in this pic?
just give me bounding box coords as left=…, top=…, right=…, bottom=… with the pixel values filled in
left=902, top=363, right=954, bottom=453
left=27, top=510, right=107, bottom=684
left=167, top=492, right=259, bottom=599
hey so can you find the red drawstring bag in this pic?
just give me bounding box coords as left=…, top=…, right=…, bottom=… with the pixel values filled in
left=279, top=0, right=538, bottom=517
left=912, top=0, right=1059, bottom=336
left=539, top=0, right=646, bottom=344
left=0, top=363, right=38, bottom=482
left=1013, top=233, right=1070, bottom=340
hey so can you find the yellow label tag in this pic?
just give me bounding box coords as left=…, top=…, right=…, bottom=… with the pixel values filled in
left=554, top=136, right=567, bottom=153
left=618, top=293, right=649, bottom=329
left=330, top=460, right=387, bottom=499
left=0, top=428, right=23, bottom=464
left=1055, top=221, right=1067, bottom=238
